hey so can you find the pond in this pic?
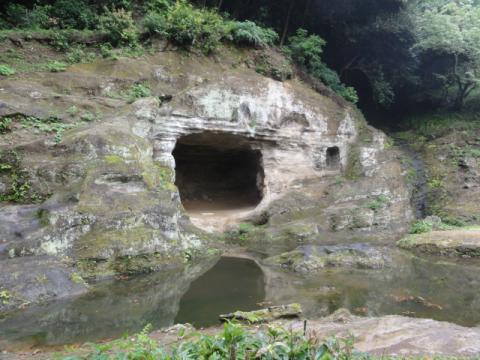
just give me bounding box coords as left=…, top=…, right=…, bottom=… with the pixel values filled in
left=1, top=251, right=480, bottom=351
left=0, top=257, right=265, bottom=350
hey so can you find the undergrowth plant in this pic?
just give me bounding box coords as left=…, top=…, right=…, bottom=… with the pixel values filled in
left=61, top=322, right=361, bottom=360
left=0, top=64, right=16, bottom=76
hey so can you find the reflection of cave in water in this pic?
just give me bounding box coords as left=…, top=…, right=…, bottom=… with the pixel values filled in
left=3, top=251, right=480, bottom=350
left=0, top=257, right=265, bottom=350
left=175, top=257, right=265, bottom=327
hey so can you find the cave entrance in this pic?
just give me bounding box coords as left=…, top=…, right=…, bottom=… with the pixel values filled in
left=326, top=146, right=340, bottom=169
left=173, top=133, right=264, bottom=230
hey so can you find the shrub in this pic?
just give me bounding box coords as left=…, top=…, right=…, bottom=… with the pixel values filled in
left=143, top=0, right=173, bottom=12
left=0, top=117, right=13, bottom=133
left=5, top=4, right=29, bottom=28
left=143, top=0, right=226, bottom=53
left=410, top=220, right=433, bottom=234
left=99, top=8, right=139, bottom=46
left=285, top=29, right=358, bottom=103
left=285, top=29, right=326, bottom=67
left=227, top=20, right=278, bottom=48
left=46, top=61, right=68, bottom=72
left=127, top=83, right=151, bottom=102
left=65, top=46, right=95, bottom=64
left=61, top=322, right=356, bottom=359
left=0, top=65, right=16, bottom=76
left=49, top=0, right=97, bottom=29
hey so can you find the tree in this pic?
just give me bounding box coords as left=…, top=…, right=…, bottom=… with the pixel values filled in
left=411, top=0, right=480, bottom=109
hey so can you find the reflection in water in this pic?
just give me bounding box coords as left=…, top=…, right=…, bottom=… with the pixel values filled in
left=175, top=257, right=265, bottom=327
left=1, top=250, right=480, bottom=351
left=263, top=250, right=480, bottom=327
left=0, top=257, right=265, bottom=350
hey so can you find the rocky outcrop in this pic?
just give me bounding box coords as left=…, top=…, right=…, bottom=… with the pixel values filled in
left=286, top=309, right=480, bottom=356
left=397, top=227, right=480, bottom=257
left=0, top=46, right=413, bottom=315
left=0, top=256, right=88, bottom=316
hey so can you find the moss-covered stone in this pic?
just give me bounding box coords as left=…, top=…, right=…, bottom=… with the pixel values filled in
left=397, top=227, right=480, bottom=258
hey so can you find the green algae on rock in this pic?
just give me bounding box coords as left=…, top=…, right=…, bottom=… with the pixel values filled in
left=397, top=227, right=480, bottom=257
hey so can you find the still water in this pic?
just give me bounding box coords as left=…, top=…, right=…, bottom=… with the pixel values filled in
left=1, top=251, right=480, bottom=350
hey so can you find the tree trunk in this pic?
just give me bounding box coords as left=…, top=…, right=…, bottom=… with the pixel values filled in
left=280, top=0, right=295, bottom=46
left=217, top=0, right=223, bottom=10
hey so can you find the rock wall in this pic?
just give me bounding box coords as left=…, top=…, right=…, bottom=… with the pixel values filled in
left=0, top=47, right=414, bottom=315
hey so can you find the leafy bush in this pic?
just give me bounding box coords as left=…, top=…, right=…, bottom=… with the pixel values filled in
left=46, top=61, right=68, bottom=72
left=410, top=220, right=433, bottom=234
left=5, top=4, right=30, bottom=28
left=143, top=0, right=173, bottom=12
left=0, top=117, right=13, bottom=133
left=143, top=0, right=226, bottom=53
left=127, top=83, right=152, bottom=102
left=49, top=0, right=97, bottom=29
left=285, top=29, right=326, bottom=67
left=65, top=46, right=95, bottom=64
left=4, top=3, right=52, bottom=29
left=0, top=65, right=16, bottom=76
left=62, top=322, right=357, bottom=359
left=227, top=20, right=278, bottom=48
left=285, top=29, right=358, bottom=103
left=99, top=8, right=139, bottom=46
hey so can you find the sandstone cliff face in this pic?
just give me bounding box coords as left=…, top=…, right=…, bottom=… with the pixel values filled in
left=0, top=47, right=413, bottom=314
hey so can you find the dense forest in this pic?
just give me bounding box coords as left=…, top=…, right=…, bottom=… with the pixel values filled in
left=1, top=0, right=480, bottom=126
left=0, top=0, right=480, bottom=126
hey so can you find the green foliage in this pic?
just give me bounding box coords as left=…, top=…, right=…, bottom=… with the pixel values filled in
left=127, top=83, right=152, bottom=100
left=63, top=322, right=357, bottom=359
left=99, top=8, right=139, bottom=46
left=49, top=0, right=97, bottom=29
left=285, top=29, right=358, bottom=103
left=366, top=195, right=389, bottom=212
left=0, top=117, right=13, bottom=133
left=143, top=0, right=173, bottom=12
left=2, top=114, right=76, bottom=144
left=65, top=46, right=95, bottom=64
left=227, top=20, right=278, bottom=48
left=46, top=61, right=68, bottom=72
left=0, top=150, right=41, bottom=204
left=285, top=29, right=326, bottom=67
left=0, top=290, right=12, bottom=305
left=410, top=217, right=454, bottom=234
left=143, top=0, right=226, bottom=53
left=411, top=0, right=480, bottom=109
left=404, top=112, right=480, bottom=138
left=50, top=32, right=71, bottom=51
left=410, top=220, right=434, bottom=234
left=5, top=4, right=30, bottom=28
left=0, top=64, right=16, bottom=76
left=5, top=1, right=95, bottom=30
left=107, top=83, right=152, bottom=103
left=5, top=3, right=52, bottom=29
left=99, top=43, right=117, bottom=59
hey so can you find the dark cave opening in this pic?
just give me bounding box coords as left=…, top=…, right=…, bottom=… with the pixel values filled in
left=173, top=133, right=264, bottom=212
left=326, top=146, right=340, bottom=169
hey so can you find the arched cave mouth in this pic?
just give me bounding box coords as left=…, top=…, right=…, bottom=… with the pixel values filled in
left=173, top=133, right=264, bottom=214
